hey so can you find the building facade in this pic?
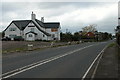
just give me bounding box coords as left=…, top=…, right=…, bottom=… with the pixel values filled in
left=4, top=12, right=61, bottom=41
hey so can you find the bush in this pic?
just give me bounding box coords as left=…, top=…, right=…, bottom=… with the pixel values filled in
left=35, top=39, right=42, bottom=41
left=2, top=37, right=11, bottom=41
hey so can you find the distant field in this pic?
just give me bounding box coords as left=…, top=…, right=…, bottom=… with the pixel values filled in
left=2, top=41, right=68, bottom=53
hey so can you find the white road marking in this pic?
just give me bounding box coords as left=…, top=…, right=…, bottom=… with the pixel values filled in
left=91, top=49, right=104, bottom=79
left=2, top=44, right=94, bottom=79
left=82, top=44, right=108, bottom=80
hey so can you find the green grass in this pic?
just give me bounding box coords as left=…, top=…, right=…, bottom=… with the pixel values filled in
left=2, top=41, right=82, bottom=54
left=2, top=43, right=69, bottom=54
left=107, top=43, right=120, bottom=60
left=108, top=43, right=116, bottom=48
left=2, top=47, right=28, bottom=53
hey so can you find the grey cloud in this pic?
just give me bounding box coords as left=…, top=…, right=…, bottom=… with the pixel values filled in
left=2, top=2, right=112, bottom=13
left=34, top=2, right=114, bottom=9
left=2, top=2, right=115, bottom=18
left=1, top=2, right=118, bottom=34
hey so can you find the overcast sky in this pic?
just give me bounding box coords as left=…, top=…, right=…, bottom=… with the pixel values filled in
left=0, top=1, right=118, bottom=34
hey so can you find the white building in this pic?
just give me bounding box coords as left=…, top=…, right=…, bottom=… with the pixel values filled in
left=4, top=12, right=61, bottom=41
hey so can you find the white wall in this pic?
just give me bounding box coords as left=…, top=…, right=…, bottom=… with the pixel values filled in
left=45, top=27, right=60, bottom=40
left=24, top=22, right=48, bottom=40
left=5, top=23, right=21, bottom=38
left=58, top=27, right=61, bottom=40
left=26, top=33, right=35, bottom=41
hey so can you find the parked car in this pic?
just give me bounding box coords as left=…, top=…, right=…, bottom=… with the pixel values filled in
left=14, top=36, right=24, bottom=41
left=1, top=37, right=11, bottom=41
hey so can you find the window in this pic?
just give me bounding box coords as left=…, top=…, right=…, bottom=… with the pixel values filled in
left=43, top=34, right=45, bottom=37
left=9, top=28, right=16, bottom=31
left=29, top=34, right=32, bottom=37
left=52, top=34, right=55, bottom=38
left=9, top=34, right=17, bottom=38
left=31, top=28, right=34, bottom=32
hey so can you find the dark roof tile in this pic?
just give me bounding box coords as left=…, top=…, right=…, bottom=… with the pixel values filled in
left=35, top=19, right=44, bottom=27
left=44, top=22, right=60, bottom=28
left=13, top=20, right=31, bottom=30
left=31, top=21, right=51, bottom=36
left=25, top=31, right=37, bottom=35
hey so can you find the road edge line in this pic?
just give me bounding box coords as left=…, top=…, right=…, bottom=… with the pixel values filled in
left=82, top=44, right=108, bottom=80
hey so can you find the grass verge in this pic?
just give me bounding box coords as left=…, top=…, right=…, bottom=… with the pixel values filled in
left=2, top=43, right=72, bottom=54
left=108, top=43, right=116, bottom=48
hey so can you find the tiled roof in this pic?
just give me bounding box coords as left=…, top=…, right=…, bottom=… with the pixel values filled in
left=13, top=20, right=31, bottom=30
left=32, top=21, right=51, bottom=36
left=35, top=19, right=60, bottom=28
left=35, top=19, right=44, bottom=27
left=44, top=22, right=60, bottom=28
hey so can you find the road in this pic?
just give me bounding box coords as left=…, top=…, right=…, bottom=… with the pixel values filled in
left=2, top=41, right=113, bottom=78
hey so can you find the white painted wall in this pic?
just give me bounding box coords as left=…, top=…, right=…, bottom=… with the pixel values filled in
left=45, top=27, right=60, bottom=40
left=24, top=22, right=48, bottom=40
left=5, top=23, right=21, bottom=38
left=26, top=33, right=35, bottom=41
left=58, top=27, right=61, bottom=40
left=47, top=36, right=52, bottom=40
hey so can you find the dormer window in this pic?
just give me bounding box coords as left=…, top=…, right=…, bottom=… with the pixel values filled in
left=9, top=28, right=16, bottom=31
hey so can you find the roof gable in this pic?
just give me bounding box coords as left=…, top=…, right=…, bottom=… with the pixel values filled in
left=31, top=21, right=51, bottom=36
left=85, top=32, right=95, bottom=37
left=3, top=22, right=13, bottom=32
left=4, top=20, right=31, bottom=32
left=13, top=20, right=31, bottom=30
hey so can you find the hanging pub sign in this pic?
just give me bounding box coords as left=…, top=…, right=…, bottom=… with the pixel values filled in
left=51, top=28, right=58, bottom=32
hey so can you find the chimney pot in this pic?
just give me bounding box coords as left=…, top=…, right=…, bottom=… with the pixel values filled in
left=41, top=17, right=44, bottom=22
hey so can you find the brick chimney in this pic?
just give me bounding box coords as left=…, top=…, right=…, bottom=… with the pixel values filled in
left=31, top=12, right=36, bottom=21
left=41, top=17, right=44, bottom=22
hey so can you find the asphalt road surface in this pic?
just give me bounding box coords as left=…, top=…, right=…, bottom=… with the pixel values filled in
left=2, top=40, right=113, bottom=78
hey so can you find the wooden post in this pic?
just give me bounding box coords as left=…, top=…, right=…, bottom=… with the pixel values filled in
left=28, top=44, right=33, bottom=51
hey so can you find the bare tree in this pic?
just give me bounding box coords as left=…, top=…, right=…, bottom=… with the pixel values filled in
left=82, top=24, right=97, bottom=33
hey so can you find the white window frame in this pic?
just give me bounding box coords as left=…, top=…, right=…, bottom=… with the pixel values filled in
left=29, top=34, right=33, bottom=37
left=9, top=34, right=17, bottom=38
left=9, top=28, right=16, bottom=31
